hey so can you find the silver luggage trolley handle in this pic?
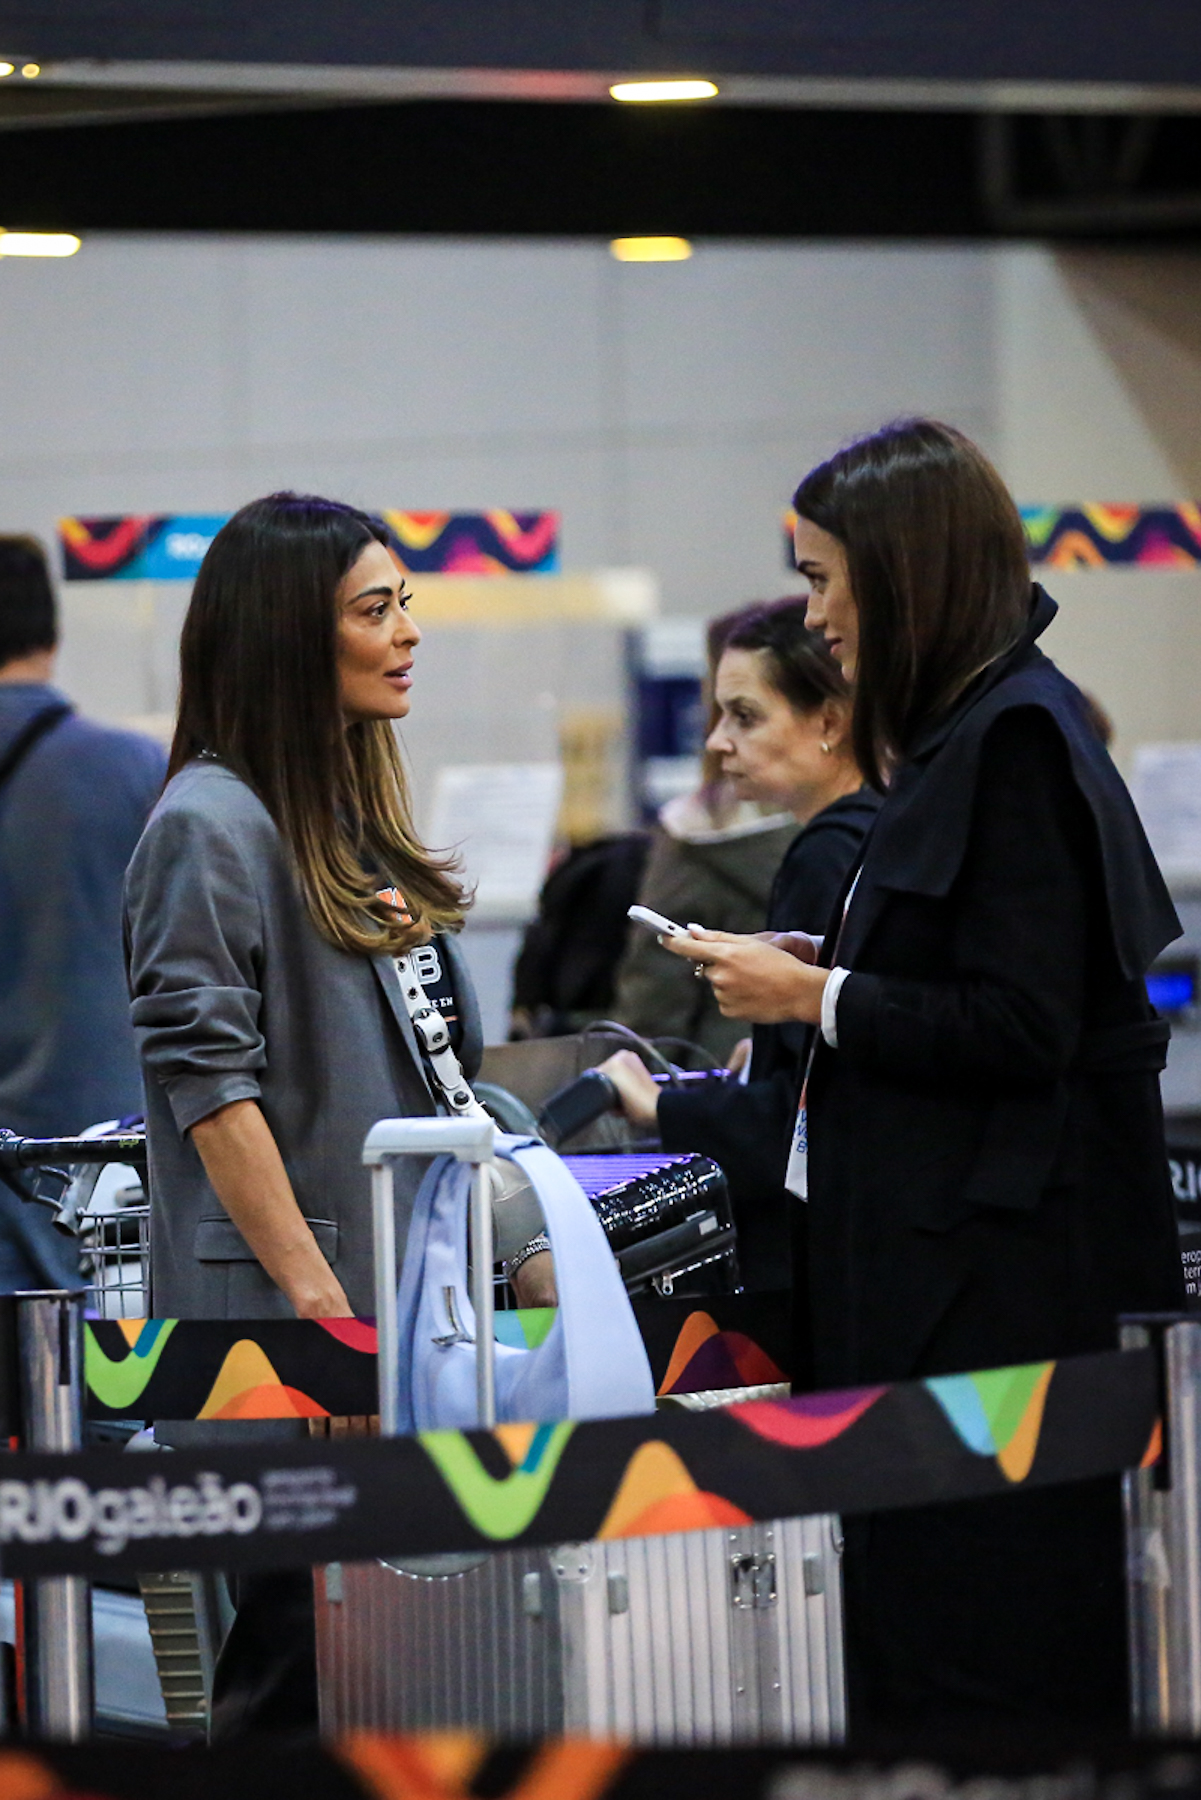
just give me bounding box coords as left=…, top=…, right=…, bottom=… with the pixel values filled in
left=363, top=1114, right=498, bottom=1434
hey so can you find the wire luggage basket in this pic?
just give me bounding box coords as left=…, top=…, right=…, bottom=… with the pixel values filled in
left=0, top=1127, right=151, bottom=1320
left=79, top=1201, right=150, bottom=1320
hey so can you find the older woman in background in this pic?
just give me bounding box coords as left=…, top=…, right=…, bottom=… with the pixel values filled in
left=604, top=599, right=878, bottom=1294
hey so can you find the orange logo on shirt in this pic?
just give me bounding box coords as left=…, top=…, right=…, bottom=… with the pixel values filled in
left=376, top=886, right=413, bottom=925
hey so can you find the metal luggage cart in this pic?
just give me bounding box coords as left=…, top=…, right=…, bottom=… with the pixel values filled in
left=78, top=1195, right=150, bottom=1321
left=0, top=1127, right=151, bottom=1320
left=0, top=1127, right=183, bottom=1741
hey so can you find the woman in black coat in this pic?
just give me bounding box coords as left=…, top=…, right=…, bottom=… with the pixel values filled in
left=669, top=420, right=1185, bottom=1732
left=601, top=600, right=879, bottom=1292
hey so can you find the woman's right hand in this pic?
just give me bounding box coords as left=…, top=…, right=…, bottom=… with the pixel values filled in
left=767, top=930, right=821, bottom=963
left=663, top=928, right=828, bottom=1023
left=597, top=1048, right=661, bottom=1131
left=191, top=1099, right=357, bottom=1319
left=288, top=1268, right=355, bottom=1320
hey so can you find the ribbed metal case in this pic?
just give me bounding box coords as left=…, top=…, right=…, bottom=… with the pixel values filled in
left=316, top=1515, right=845, bottom=1744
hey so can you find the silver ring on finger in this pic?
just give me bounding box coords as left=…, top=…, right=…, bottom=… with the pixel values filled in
left=693, top=961, right=706, bottom=981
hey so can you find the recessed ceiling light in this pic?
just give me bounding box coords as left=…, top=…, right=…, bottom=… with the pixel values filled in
left=21, top=63, right=39, bottom=78
left=610, top=237, right=693, bottom=263
left=610, top=79, right=718, bottom=102
left=0, top=231, right=81, bottom=257
left=0, top=64, right=15, bottom=79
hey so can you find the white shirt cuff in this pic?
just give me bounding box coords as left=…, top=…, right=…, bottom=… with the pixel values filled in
left=821, top=967, right=851, bottom=1048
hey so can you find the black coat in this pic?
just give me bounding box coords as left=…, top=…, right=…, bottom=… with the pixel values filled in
left=810, top=588, right=1186, bottom=1733
left=658, top=787, right=881, bottom=1290
left=807, top=588, right=1184, bottom=1389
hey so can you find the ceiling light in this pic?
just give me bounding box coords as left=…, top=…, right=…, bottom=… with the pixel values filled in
left=0, top=64, right=14, bottom=78
left=0, top=231, right=81, bottom=257
left=610, top=237, right=693, bottom=263
left=610, top=79, right=718, bottom=102
left=21, top=63, right=39, bottom=77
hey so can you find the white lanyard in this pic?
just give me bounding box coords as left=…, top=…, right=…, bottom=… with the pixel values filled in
left=394, top=949, right=487, bottom=1121
left=784, top=870, right=861, bottom=1202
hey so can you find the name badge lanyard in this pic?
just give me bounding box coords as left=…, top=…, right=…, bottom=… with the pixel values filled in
left=784, top=869, right=861, bottom=1202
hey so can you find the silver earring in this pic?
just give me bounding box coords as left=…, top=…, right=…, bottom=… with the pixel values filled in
left=821, top=741, right=832, bottom=755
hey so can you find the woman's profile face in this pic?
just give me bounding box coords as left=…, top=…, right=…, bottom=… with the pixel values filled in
left=794, top=517, right=858, bottom=681
left=706, top=646, right=844, bottom=819
left=336, top=540, right=422, bottom=724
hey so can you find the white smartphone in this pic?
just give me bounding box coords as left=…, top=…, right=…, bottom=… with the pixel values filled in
left=627, top=904, right=690, bottom=939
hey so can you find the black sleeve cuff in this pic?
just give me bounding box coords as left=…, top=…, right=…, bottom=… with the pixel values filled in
left=831, top=971, right=883, bottom=1064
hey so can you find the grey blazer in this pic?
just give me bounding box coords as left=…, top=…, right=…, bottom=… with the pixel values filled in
left=123, top=760, right=482, bottom=1321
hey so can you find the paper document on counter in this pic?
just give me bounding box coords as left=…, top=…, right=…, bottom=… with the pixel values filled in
left=1132, top=743, right=1201, bottom=880
left=429, top=762, right=564, bottom=921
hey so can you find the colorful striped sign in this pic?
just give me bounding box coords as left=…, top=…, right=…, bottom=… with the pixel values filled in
left=59, top=511, right=559, bottom=580
left=784, top=504, right=1201, bottom=569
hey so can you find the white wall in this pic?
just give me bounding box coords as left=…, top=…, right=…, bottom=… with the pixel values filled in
left=0, top=234, right=1198, bottom=772
left=0, top=235, right=993, bottom=618
left=992, top=246, right=1201, bottom=772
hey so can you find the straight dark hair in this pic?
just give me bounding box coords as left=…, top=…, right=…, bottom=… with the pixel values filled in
left=0, top=535, right=56, bottom=666
left=717, top=598, right=850, bottom=714
left=792, top=420, right=1031, bottom=790
left=168, top=492, right=465, bottom=957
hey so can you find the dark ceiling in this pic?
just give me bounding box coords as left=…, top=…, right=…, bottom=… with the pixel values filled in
left=0, top=3, right=1198, bottom=239
left=0, top=100, right=1199, bottom=239
left=3, top=0, right=1200, bottom=87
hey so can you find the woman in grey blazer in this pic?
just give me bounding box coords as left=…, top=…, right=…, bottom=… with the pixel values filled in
left=125, top=493, right=493, bottom=1322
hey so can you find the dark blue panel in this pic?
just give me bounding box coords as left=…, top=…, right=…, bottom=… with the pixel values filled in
left=635, top=675, right=705, bottom=761
left=6, top=0, right=1201, bottom=84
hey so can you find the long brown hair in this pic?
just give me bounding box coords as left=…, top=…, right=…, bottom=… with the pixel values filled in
left=791, top=420, right=1031, bottom=790
left=168, top=492, right=466, bottom=956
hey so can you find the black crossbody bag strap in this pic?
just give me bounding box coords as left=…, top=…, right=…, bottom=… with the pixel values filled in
left=0, top=702, right=71, bottom=792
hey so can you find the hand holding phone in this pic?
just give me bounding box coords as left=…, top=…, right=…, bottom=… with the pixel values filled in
left=627, top=904, right=690, bottom=940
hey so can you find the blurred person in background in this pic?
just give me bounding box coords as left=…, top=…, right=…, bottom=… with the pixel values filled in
left=612, top=607, right=801, bottom=1063
left=0, top=534, right=164, bottom=1289
left=509, top=830, right=651, bottom=1039
left=602, top=601, right=879, bottom=1295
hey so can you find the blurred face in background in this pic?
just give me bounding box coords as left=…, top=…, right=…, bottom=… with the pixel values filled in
left=707, top=646, right=849, bottom=821
left=794, top=516, right=859, bottom=682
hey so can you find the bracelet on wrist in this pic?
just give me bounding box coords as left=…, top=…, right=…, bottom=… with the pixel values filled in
left=502, top=1233, right=551, bottom=1281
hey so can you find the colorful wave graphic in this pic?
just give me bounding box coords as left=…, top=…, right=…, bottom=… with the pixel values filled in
left=420, top=1422, right=575, bottom=1540
left=0, top=1737, right=631, bottom=1800
left=657, top=1310, right=787, bottom=1395
left=732, top=1386, right=886, bottom=1448
left=85, top=1317, right=357, bottom=1420
left=317, top=1319, right=379, bottom=1355
left=786, top=505, right=1201, bottom=571
left=194, top=1340, right=328, bottom=1421
left=59, top=514, right=225, bottom=581
left=338, top=1734, right=629, bottom=1800
left=380, top=509, right=558, bottom=574
left=60, top=513, right=156, bottom=578
left=1020, top=503, right=1201, bottom=568
left=597, top=1440, right=750, bottom=1538
left=60, top=510, right=559, bottom=582
left=84, top=1318, right=178, bottom=1412
left=924, top=1360, right=1054, bottom=1482
left=494, top=1308, right=557, bottom=1351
